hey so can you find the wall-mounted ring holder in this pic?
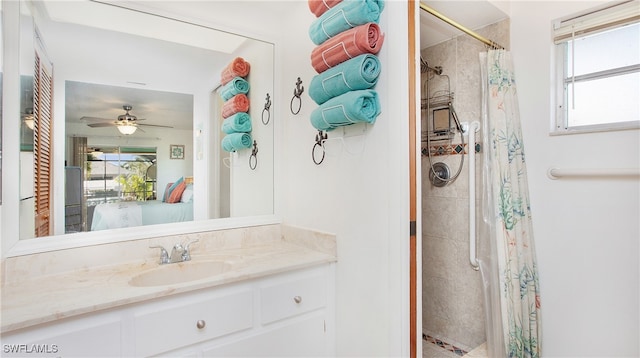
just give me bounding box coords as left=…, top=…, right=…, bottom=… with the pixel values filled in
left=290, top=77, right=304, bottom=115
left=249, top=140, right=258, bottom=170
left=262, top=93, right=271, bottom=125
left=312, top=130, right=328, bottom=165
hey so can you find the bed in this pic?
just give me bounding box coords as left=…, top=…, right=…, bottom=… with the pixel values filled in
left=90, top=200, right=193, bottom=231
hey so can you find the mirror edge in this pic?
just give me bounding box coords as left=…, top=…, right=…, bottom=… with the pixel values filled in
left=6, top=214, right=282, bottom=257
left=1, top=0, right=23, bottom=258
left=3, top=0, right=283, bottom=258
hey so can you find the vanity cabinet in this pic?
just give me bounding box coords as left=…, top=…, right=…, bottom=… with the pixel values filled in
left=155, top=264, right=334, bottom=357
left=1, top=264, right=335, bottom=357
left=0, top=310, right=123, bottom=357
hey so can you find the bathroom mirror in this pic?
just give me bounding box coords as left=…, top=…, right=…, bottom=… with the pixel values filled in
left=15, top=0, right=275, bottom=242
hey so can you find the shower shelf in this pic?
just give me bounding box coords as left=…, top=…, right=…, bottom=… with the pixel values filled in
left=421, top=131, right=455, bottom=143
left=421, top=91, right=454, bottom=110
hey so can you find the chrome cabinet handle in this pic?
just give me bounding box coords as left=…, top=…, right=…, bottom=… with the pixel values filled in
left=196, top=320, right=206, bottom=329
left=293, top=296, right=302, bottom=304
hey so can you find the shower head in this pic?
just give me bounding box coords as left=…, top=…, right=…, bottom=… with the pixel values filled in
left=419, top=56, right=443, bottom=75
left=420, top=56, right=429, bottom=73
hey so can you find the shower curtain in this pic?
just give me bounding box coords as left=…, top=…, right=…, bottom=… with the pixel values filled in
left=480, top=49, right=542, bottom=358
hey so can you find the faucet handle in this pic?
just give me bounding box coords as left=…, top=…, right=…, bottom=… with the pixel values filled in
left=181, top=239, right=199, bottom=261
left=149, top=245, right=170, bottom=264
left=183, top=239, right=199, bottom=250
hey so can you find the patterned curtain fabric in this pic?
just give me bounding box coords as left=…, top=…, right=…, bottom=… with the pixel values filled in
left=480, top=50, right=542, bottom=358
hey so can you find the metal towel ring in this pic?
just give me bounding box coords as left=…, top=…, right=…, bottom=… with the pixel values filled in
left=249, top=140, right=258, bottom=170
left=290, top=77, right=304, bottom=115
left=312, top=130, right=328, bottom=165
left=262, top=93, right=271, bottom=125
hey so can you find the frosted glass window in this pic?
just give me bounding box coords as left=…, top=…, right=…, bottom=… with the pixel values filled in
left=567, top=23, right=639, bottom=77
left=554, top=3, right=640, bottom=134
left=567, top=72, right=639, bottom=127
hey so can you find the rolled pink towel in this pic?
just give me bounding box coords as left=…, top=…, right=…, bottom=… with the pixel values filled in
left=310, top=22, right=384, bottom=73
left=222, top=94, right=250, bottom=118
left=220, top=57, right=251, bottom=85
left=308, top=0, right=343, bottom=17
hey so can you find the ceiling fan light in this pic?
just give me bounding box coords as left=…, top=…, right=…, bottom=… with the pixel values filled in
left=117, top=124, right=137, bottom=135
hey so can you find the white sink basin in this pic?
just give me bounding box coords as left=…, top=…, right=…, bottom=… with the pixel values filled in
left=129, top=261, right=232, bottom=287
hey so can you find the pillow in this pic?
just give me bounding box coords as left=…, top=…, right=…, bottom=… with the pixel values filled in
left=162, top=183, right=173, bottom=202
left=162, top=176, right=184, bottom=202
left=167, top=182, right=187, bottom=203
left=181, top=184, right=194, bottom=203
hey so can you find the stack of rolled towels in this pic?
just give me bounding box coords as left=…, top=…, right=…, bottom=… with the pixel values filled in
left=307, top=0, right=385, bottom=131
left=220, top=57, right=253, bottom=152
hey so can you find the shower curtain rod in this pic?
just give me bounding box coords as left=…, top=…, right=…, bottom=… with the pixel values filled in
left=419, top=2, right=504, bottom=50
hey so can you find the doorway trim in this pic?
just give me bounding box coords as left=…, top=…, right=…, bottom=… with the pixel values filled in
left=408, top=1, right=421, bottom=357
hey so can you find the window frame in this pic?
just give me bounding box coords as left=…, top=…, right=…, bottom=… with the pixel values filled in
left=85, top=147, right=157, bottom=206
left=552, top=1, right=640, bottom=135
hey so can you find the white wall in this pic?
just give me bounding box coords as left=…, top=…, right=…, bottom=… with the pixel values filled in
left=510, top=2, right=640, bottom=356
left=1, top=0, right=22, bottom=255
left=279, top=1, right=410, bottom=356
left=226, top=39, right=275, bottom=217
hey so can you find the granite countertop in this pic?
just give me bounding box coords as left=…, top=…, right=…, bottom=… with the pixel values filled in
left=1, top=227, right=336, bottom=334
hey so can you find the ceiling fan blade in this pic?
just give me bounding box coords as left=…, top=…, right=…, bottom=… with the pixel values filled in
left=138, top=123, right=174, bottom=128
left=87, top=122, right=117, bottom=128
left=81, top=116, right=114, bottom=122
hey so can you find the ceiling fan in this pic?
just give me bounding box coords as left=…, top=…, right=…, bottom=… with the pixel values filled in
left=81, top=105, right=173, bottom=135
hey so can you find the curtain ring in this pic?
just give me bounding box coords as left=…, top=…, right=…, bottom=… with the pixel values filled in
left=312, top=130, right=327, bottom=165
left=290, top=77, right=304, bottom=115
left=262, top=93, right=271, bottom=125
left=249, top=140, right=258, bottom=170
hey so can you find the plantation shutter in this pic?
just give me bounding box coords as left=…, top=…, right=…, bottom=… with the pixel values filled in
left=33, top=50, right=54, bottom=237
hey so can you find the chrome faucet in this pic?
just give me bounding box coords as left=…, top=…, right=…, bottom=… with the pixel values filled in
left=149, top=245, right=170, bottom=265
left=150, top=239, right=199, bottom=265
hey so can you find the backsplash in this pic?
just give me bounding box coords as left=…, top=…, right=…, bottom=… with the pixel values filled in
left=422, top=143, right=481, bottom=157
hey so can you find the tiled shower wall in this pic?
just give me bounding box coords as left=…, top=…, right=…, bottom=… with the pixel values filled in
left=421, top=19, right=509, bottom=351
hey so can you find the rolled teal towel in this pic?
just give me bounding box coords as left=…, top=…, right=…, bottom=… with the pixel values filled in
left=220, top=77, right=250, bottom=101
left=222, top=112, right=252, bottom=134
left=309, top=54, right=381, bottom=105
left=310, top=89, right=381, bottom=131
left=222, top=132, right=253, bottom=152
left=309, top=0, right=385, bottom=45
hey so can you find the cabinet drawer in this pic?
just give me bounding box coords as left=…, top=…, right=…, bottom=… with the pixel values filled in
left=1, top=312, right=121, bottom=357
left=260, top=269, right=327, bottom=324
left=134, top=289, right=253, bottom=357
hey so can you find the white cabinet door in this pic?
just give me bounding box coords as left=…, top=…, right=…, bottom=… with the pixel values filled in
left=202, top=314, right=327, bottom=357
left=1, top=312, right=122, bottom=357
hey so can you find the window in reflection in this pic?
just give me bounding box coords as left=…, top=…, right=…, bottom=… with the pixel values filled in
left=72, top=147, right=157, bottom=233
left=86, top=147, right=157, bottom=204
